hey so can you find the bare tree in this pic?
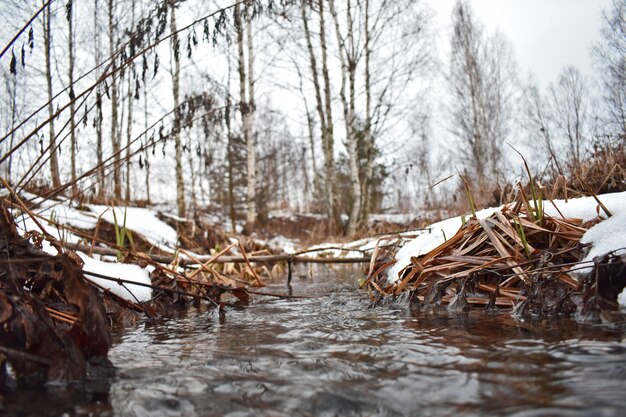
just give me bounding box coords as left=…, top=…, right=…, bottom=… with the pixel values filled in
left=523, top=77, right=564, bottom=175
left=235, top=2, right=256, bottom=234
left=549, top=66, right=591, bottom=173
left=593, top=0, right=626, bottom=138
left=449, top=1, right=516, bottom=194
left=124, top=0, right=136, bottom=204
left=300, top=0, right=339, bottom=230
left=170, top=0, right=185, bottom=218
left=94, top=0, right=105, bottom=198
left=328, top=0, right=361, bottom=236
left=43, top=1, right=60, bottom=187
left=108, top=0, right=121, bottom=200
left=66, top=0, right=77, bottom=190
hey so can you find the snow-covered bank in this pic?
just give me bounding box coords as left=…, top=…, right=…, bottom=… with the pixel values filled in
left=385, top=191, right=626, bottom=305
left=79, top=253, right=153, bottom=302
left=90, top=205, right=179, bottom=252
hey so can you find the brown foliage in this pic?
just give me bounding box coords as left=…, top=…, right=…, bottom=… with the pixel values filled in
left=0, top=207, right=111, bottom=390
left=365, top=199, right=625, bottom=324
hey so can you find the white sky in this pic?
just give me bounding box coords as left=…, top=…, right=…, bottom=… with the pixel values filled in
left=430, top=0, right=613, bottom=87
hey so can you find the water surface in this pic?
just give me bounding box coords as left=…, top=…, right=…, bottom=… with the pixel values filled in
left=3, top=265, right=626, bottom=416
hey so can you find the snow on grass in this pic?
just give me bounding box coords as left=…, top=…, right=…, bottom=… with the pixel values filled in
left=386, top=206, right=502, bottom=282
left=78, top=252, right=153, bottom=302
left=89, top=205, right=179, bottom=252
left=386, top=192, right=626, bottom=293
left=8, top=192, right=98, bottom=233
left=542, top=192, right=625, bottom=221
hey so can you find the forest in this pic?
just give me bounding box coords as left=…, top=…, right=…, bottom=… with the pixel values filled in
left=1, top=2, right=626, bottom=413
left=0, top=0, right=622, bottom=238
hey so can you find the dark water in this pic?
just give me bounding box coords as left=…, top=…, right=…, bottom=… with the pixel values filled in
left=3, top=266, right=626, bottom=417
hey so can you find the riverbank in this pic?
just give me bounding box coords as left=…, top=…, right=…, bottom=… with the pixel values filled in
left=1, top=189, right=625, bottom=390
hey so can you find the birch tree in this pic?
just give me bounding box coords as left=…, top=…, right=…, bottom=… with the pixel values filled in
left=300, top=0, right=340, bottom=232
left=326, top=0, right=433, bottom=235
left=328, top=0, right=361, bottom=236
left=43, top=1, right=60, bottom=187
left=235, top=2, right=256, bottom=234
left=124, top=0, right=136, bottom=204
left=94, top=0, right=105, bottom=198
left=66, top=0, right=77, bottom=190
left=170, top=1, right=185, bottom=218
left=108, top=0, right=121, bottom=200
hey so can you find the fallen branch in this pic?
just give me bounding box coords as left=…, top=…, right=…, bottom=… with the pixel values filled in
left=62, top=242, right=371, bottom=265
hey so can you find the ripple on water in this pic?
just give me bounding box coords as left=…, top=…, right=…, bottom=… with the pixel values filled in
left=8, top=267, right=626, bottom=417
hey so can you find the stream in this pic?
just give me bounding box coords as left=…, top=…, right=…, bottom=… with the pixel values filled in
left=3, top=265, right=626, bottom=416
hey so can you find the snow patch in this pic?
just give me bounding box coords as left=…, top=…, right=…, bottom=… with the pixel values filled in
left=79, top=253, right=152, bottom=302
left=386, top=206, right=501, bottom=281
left=386, top=192, right=626, bottom=305
left=90, top=205, right=178, bottom=251
left=265, top=235, right=299, bottom=254
left=576, top=208, right=626, bottom=275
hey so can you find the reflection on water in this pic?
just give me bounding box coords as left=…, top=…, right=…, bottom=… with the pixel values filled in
left=3, top=265, right=626, bottom=416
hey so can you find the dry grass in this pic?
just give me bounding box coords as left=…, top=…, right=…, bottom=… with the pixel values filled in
left=362, top=194, right=625, bottom=323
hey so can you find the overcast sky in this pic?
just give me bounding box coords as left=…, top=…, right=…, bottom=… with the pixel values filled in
left=430, top=0, right=613, bottom=88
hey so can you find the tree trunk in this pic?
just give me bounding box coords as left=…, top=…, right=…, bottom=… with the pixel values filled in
left=226, top=57, right=237, bottom=233
left=300, top=3, right=324, bottom=204
left=108, top=0, right=121, bottom=200
left=360, top=0, right=374, bottom=227
left=245, top=5, right=257, bottom=233
left=94, top=0, right=104, bottom=198
left=236, top=3, right=256, bottom=234
left=143, top=72, right=151, bottom=205
left=6, top=70, right=18, bottom=180
left=67, top=0, right=77, bottom=192
left=317, top=0, right=340, bottom=233
left=125, top=0, right=136, bottom=204
left=43, top=3, right=60, bottom=188
left=170, top=3, right=185, bottom=218
left=329, top=0, right=361, bottom=236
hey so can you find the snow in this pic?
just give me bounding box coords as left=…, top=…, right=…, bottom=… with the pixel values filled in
left=386, top=206, right=501, bottom=281
left=385, top=192, right=626, bottom=305
left=78, top=253, right=153, bottom=302
left=89, top=205, right=179, bottom=252
left=542, top=192, right=625, bottom=221
left=369, top=213, right=415, bottom=224
left=8, top=192, right=99, bottom=233
left=577, top=208, right=626, bottom=272
left=265, top=235, right=299, bottom=254
left=268, top=210, right=326, bottom=221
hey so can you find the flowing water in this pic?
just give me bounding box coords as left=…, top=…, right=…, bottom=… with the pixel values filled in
left=3, top=265, right=626, bottom=416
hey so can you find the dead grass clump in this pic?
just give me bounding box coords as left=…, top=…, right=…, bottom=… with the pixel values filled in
left=571, top=141, right=625, bottom=195
left=363, top=199, right=625, bottom=323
